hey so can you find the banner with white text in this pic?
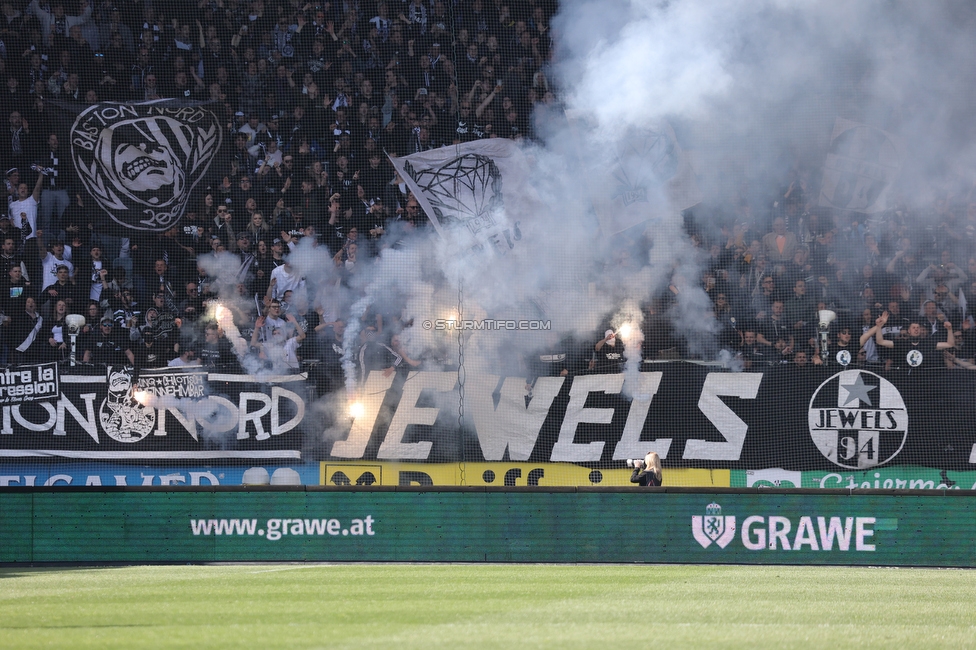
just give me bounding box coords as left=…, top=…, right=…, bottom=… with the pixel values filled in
left=1, top=365, right=976, bottom=482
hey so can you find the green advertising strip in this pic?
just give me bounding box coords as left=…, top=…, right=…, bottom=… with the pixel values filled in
left=731, top=466, right=976, bottom=490
left=1, top=489, right=974, bottom=566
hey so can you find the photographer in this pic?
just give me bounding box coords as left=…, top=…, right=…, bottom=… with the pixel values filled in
left=629, top=452, right=663, bottom=487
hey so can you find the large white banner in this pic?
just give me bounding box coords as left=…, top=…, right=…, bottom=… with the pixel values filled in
left=819, top=118, right=901, bottom=214
left=389, top=140, right=538, bottom=254
left=566, top=115, right=702, bottom=236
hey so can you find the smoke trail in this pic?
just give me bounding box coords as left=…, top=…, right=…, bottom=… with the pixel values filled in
left=196, top=0, right=976, bottom=413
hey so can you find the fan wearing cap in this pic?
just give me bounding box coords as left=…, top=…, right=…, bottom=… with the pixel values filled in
left=128, top=327, right=175, bottom=370
left=82, top=316, right=132, bottom=367
left=168, top=340, right=201, bottom=367
left=811, top=320, right=859, bottom=367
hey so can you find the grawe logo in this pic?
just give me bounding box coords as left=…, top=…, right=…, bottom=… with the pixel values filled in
left=692, top=502, right=736, bottom=548
left=692, top=502, right=879, bottom=552
left=808, top=369, right=908, bottom=469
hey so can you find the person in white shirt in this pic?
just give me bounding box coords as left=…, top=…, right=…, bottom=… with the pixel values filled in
left=250, top=299, right=294, bottom=344
left=257, top=321, right=305, bottom=372
left=267, top=260, right=305, bottom=300
left=168, top=347, right=201, bottom=367
left=9, top=170, right=44, bottom=283
left=240, top=114, right=267, bottom=157
left=38, top=235, right=74, bottom=290
left=9, top=169, right=43, bottom=243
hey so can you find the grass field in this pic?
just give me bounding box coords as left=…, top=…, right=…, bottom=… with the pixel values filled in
left=1, top=564, right=974, bottom=649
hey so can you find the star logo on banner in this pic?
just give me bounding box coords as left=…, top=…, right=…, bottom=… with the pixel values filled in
left=840, top=373, right=876, bottom=406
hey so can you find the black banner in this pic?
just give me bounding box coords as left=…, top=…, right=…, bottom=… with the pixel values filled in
left=0, top=367, right=307, bottom=460
left=334, top=365, right=976, bottom=471
left=0, top=365, right=974, bottom=471
left=59, top=100, right=222, bottom=232
left=0, top=362, right=59, bottom=405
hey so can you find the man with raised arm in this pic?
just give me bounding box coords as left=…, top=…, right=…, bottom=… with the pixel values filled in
left=875, top=310, right=954, bottom=370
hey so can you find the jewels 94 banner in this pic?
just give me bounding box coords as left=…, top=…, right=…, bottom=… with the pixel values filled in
left=1, top=364, right=975, bottom=471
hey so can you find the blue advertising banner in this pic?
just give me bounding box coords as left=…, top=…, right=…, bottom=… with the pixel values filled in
left=0, top=462, right=320, bottom=487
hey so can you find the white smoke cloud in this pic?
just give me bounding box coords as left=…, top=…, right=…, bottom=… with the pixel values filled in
left=206, top=0, right=976, bottom=418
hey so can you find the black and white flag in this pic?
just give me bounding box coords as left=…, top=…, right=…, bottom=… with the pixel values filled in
left=389, top=140, right=539, bottom=255
left=819, top=118, right=901, bottom=214
left=64, top=100, right=223, bottom=232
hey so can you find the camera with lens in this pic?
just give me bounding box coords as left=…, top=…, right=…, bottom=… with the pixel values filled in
left=626, top=458, right=645, bottom=469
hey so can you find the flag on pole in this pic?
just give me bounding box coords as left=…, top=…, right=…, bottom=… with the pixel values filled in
left=819, top=118, right=901, bottom=214
left=388, top=140, right=539, bottom=255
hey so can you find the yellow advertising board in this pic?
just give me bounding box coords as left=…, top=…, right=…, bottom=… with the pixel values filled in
left=320, top=462, right=729, bottom=488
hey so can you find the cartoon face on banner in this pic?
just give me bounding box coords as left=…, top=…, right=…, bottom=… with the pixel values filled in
left=71, top=103, right=222, bottom=231
left=99, top=367, right=156, bottom=443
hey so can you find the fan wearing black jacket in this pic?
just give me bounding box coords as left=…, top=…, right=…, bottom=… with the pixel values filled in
left=629, top=452, right=663, bottom=487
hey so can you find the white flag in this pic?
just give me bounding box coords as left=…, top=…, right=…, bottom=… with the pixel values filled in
left=819, top=118, right=901, bottom=214
left=389, top=140, right=538, bottom=255
left=566, top=114, right=701, bottom=236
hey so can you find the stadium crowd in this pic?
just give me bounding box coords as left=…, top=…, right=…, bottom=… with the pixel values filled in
left=0, top=0, right=972, bottom=397
left=566, top=191, right=976, bottom=378
left=0, top=0, right=551, bottom=385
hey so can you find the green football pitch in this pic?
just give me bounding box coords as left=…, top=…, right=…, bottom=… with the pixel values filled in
left=1, top=564, right=974, bottom=648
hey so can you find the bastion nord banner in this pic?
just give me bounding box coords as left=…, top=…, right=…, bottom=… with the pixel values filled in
left=1, top=365, right=976, bottom=473
left=59, top=100, right=222, bottom=232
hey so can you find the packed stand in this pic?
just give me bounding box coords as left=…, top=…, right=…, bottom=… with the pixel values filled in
left=666, top=184, right=976, bottom=372
left=0, top=0, right=555, bottom=381
left=2, top=1, right=971, bottom=388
